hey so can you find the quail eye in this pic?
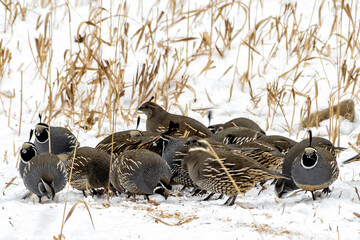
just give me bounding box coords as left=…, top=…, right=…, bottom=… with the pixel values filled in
left=145, top=105, right=149, bottom=109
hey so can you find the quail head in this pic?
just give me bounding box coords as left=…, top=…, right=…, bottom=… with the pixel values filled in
left=19, top=130, right=38, bottom=178
left=275, top=131, right=340, bottom=199
left=22, top=153, right=68, bottom=202
left=138, top=100, right=213, bottom=138
left=34, top=117, right=79, bottom=155
left=182, top=138, right=290, bottom=205
left=110, top=149, right=172, bottom=200
left=66, top=147, right=112, bottom=196
left=19, top=142, right=38, bottom=179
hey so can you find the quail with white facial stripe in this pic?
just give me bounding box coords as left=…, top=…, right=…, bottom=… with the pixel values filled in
left=34, top=115, right=79, bottom=155
left=275, top=131, right=340, bottom=199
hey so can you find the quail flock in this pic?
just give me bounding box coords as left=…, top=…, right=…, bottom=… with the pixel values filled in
left=19, top=100, right=348, bottom=206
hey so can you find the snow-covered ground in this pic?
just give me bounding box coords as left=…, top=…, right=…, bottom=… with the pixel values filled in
left=1, top=0, right=360, bottom=239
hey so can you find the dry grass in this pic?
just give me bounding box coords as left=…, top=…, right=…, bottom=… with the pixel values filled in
left=2, top=0, right=360, bottom=238
left=1, top=0, right=357, bottom=143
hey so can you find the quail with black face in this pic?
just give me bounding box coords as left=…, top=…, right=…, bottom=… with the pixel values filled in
left=34, top=115, right=79, bottom=155
left=275, top=131, right=340, bottom=199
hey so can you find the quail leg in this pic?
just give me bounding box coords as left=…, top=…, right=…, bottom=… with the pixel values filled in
left=82, top=190, right=88, bottom=198
left=202, top=192, right=215, bottom=201
left=223, top=195, right=237, bottom=206
left=191, top=188, right=206, bottom=196
left=257, top=182, right=267, bottom=195
left=311, top=191, right=316, bottom=200
left=322, top=187, right=331, bottom=196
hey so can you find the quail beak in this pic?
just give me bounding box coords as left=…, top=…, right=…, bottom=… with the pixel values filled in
left=153, top=182, right=172, bottom=200
left=40, top=178, right=55, bottom=200
left=334, top=146, right=346, bottom=154
left=163, top=189, right=172, bottom=200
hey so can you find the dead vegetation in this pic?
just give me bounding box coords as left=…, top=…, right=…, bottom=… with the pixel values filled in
left=1, top=0, right=360, bottom=238
left=1, top=0, right=359, bottom=142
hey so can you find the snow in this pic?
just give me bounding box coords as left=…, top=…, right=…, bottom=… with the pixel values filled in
left=1, top=0, right=360, bottom=239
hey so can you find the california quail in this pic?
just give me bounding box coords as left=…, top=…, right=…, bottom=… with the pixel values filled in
left=96, top=129, right=149, bottom=157
left=65, top=147, right=112, bottom=196
left=163, top=136, right=271, bottom=189
left=234, top=140, right=285, bottom=172
left=211, top=126, right=263, bottom=145
left=162, top=136, right=228, bottom=188
left=275, top=132, right=340, bottom=199
left=182, top=138, right=290, bottom=205
left=258, top=134, right=344, bottom=156
left=138, top=101, right=213, bottom=138
left=22, top=153, right=68, bottom=202
left=163, top=137, right=198, bottom=188
left=110, top=149, right=172, bottom=200
left=209, top=117, right=265, bottom=135
left=96, top=122, right=179, bottom=157
left=34, top=118, right=79, bottom=155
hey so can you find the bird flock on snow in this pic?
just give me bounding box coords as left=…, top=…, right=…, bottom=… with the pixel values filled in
left=18, top=97, right=359, bottom=205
